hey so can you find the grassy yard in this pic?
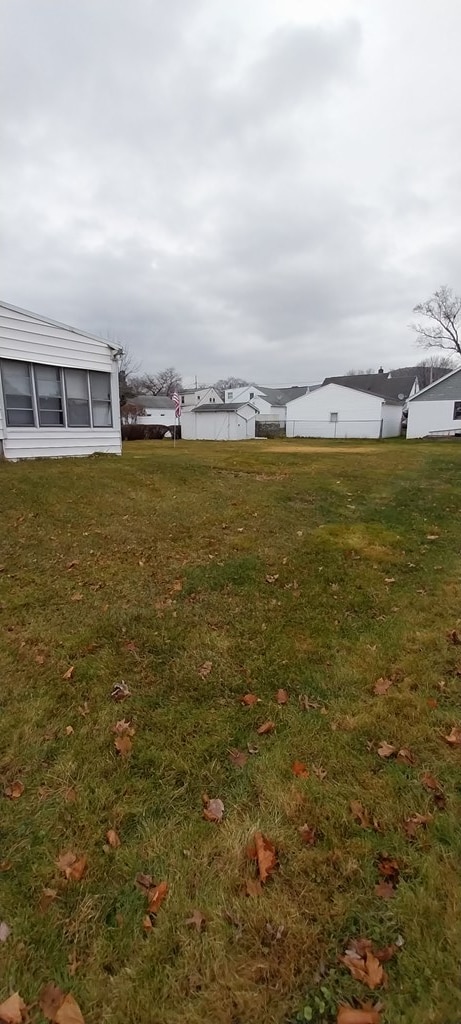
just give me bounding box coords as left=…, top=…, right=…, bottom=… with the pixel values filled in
left=1, top=438, right=461, bottom=1024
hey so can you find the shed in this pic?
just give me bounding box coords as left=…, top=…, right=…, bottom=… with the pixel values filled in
left=285, top=380, right=410, bottom=439
left=181, top=402, right=257, bottom=441
left=406, top=366, right=461, bottom=438
left=0, top=301, right=121, bottom=460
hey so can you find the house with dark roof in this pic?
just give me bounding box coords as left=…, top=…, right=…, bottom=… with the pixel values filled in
left=224, top=383, right=316, bottom=422
left=285, top=371, right=418, bottom=440
left=406, top=365, right=461, bottom=438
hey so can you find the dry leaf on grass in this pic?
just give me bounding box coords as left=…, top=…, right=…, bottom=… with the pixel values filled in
left=106, top=829, right=121, bottom=848
left=198, top=661, right=213, bottom=678
left=313, top=764, right=327, bottom=780
left=62, top=666, right=74, bottom=681
left=65, top=726, right=74, bottom=736
left=373, top=677, right=393, bottom=695
left=147, top=881, right=169, bottom=915
left=110, top=681, right=131, bottom=701
left=265, top=574, right=279, bottom=584
left=292, top=760, right=309, bottom=778
left=240, top=693, right=260, bottom=706
left=350, top=801, right=377, bottom=830
left=0, top=921, right=11, bottom=942
left=229, top=749, right=248, bottom=768
left=112, top=719, right=135, bottom=735
left=0, top=992, right=27, bottom=1023
left=135, top=872, right=153, bottom=891
left=143, top=914, right=153, bottom=931
left=257, top=720, right=275, bottom=735
left=56, top=852, right=87, bottom=881
left=377, top=741, right=396, bottom=759
left=66, top=560, right=79, bottom=570
left=202, top=796, right=224, bottom=823
left=340, top=949, right=384, bottom=990
left=442, top=726, right=461, bottom=746
left=245, top=877, right=262, bottom=896
left=447, top=629, right=461, bottom=645
left=70, top=593, right=83, bottom=602
left=248, top=831, right=277, bottom=883
left=40, top=984, right=85, bottom=1023
left=186, top=909, right=206, bottom=932
left=114, top=734, right=132, bottom=757
left=298, top=824, right=317, bottom=845
left=403, top=812, right=433, bottom=839
left=337, top=1006, right=381, bottom=1024
left=247, top=742, right=259, bottom=754
left=374, top=880, right=396, bottom=899
left=299, top=694, right=326, bottom=711
left=65, top=788, right=77, bottom=803
left=4, top=780, right=24, bottom=800
left=276, top=688, right=289, bottom=704
left=421, top=772, right=446, bottom=808
left=396, top=747, right=415, bottom=766
left=39, top=888, right=58, bottom=911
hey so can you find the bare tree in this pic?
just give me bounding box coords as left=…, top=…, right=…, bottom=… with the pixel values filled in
left=416, top=356, right=456, bottom=388
left=213, top=376, right=249, bottom=391
left=345, top=367, right=376, bottom=376
left=139, top=367, right=182, bottom=395
left=412, top=285, right=461, bottom=358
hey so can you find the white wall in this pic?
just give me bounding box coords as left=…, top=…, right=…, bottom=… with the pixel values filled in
left=181, top=408, right=255, bottom=440
left=285, top=383, right=384, bottom=439
left=407, top=399, right=461, bottom=438
left=381, top=403, right=403, bottom=438
left=0, top=303, right=121, bottom=460
left=181, top=387, right=223, bottom=408
left=136, top=406, right=175, bottom=425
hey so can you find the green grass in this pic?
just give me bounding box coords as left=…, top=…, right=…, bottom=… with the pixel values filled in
left=1, top=438, right=461, bottom=1024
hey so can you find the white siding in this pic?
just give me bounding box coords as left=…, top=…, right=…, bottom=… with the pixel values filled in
left=406, top=398, right=461, bottom=438
left=0, top=303, right=121, bottom=460
left=181, top=407, right=256, bottom=441
left=181, top=387, right=223, bottom=409
left=285, top=383, right=384, bottom=439
left=136, top=406, right=175, bottom=425
left=381, top=403, right=403, bottom=438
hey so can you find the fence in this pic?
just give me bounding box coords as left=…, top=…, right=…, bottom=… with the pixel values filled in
left=285, top=419, right=383, bottom=440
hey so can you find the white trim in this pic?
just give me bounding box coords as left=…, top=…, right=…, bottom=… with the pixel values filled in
left=0, top=300, right=122, bottom=353
left=408, top=364, right=461, bottom=400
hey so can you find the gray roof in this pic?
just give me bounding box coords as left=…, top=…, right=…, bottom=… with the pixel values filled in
left=257, top=385, right=309, bottom=407
left=194, top=402, right=255, bottom=413
left=322, top=373, right=416, bottom=402
left=409, top=366, right=461, bottom=401
left=131, top=395, right=175, bottom=409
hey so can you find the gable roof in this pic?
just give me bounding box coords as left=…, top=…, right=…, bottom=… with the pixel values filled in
left=0, top=300, right=121, bottom=353
left=257, top=385, right=309, bottom=407
left=408, top=365, right=461, bottom=401
left=322, top=373, right=416, bottom=402
left=130, top=395, right=175, bottom=409
left=194, top=402, right=257, bottom=413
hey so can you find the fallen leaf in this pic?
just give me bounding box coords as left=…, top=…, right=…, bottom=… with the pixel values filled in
left=250, top=831, right=277, bottom=883
left=198, top=661, right=213, bottom=678
left=78, top=703, right=89, bottom=716
left=442, top=726, right=461, bottom=746
left=106, top=829, right=121, bottom=848
left=229, top=748, right=248, bottom=768
left=340, top=949, right=384, bottom=990
left=350, top=801, right=371, bottom=828
left=403, top=812, right=433, bottom=839
left=426, top=534, right=439, bottom=540
left=203, top=797, right=224, bottom=823
left=57, top=852, right=87, bottom=881
left=65, top=788, right=77, bottom=803
left=65, top=726, right=74, bottom=736
left=147, top=881, right=168, bottom=914
left=298, top=824, right=316, bottom=845
left=62, top=666, right=74, bottom=681
left=245, top=877, right=262, bottom=896
left=247, top=742, right=259, bottom=754
left=265, top=574, right=279, bottom=584
left=39, top=888, right=58, bottom=912
left=40, top=984, right=85, bottom=1024
left=396, top=747, right=415, bottom=766
left=4, top=780, right=24, bottom=800
left=186, top=909, right=206, bottom=932
left=143, top=914, right=153, bottom=930
left=374, top=944, right=397, bottom=962
left=373, top=677, right=393, bottom=695
left=377, top=741, right=396, bottom=758
left=71, top=593, right=83, bottom=602
left=337, top=1007, right=381, bottom=1024
left=0, top=860, right=12, bottom=872
left=276, top=688, right=289, bottom=704
left=374, top=880, right=396, bottom=899
left=377, top=855, right=400, bottom=884
left=313, top=764, right=327, bottom=780
left=447, top=629, right=461, bottom=645
left=257, top=720, right=275, bottom=735
left=292, top=760, right=309, bottom=778
left=384, top=577, right=395, bottom=584
left=421, top=772, right=446, bottom=808
left=112, top=719, right=135, bottom=735
left=298, top=694, right=326, bottom=711
left=240, top=693, right=260, bottom=706
left=114, top=734, right=132, bottom=757
left=171, top=579, right=183, bottom=592
left=110, top=681, right=131, bottom=701
left=0, top=922, right=11, bottom=942
left=66, top=560, right=79, bottom=570
left=135, top=873, right=153, bottom=891
left=427, top=698, right=438, bottom=709
left=0, top=992, right=27, bottom=1023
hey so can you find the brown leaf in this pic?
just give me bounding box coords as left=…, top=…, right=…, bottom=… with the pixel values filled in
left=112, top=719, right=135, bottom=735
left=265, top=574, right=279, bottom=583
left=56, top=852, right=87, bottom=881
left=0, top=992, right=27, bottom=1023
left=377, top=741, right=396, bottom=758
left=147, top=881, right=168, bottom=914
left=340, top=950, right=384, bottom=990
left=203, top=797, right=224, bottom=823
left=71, top=593, right=83, bottom=602
left=403, top=812, right=433, bottom=838
left=186, top=909, right=206, bottom=932
left=350, top=800, right=372, bottom=828
left=252, top=831, right=277, bottom=882
left=257, top=720, right=275, bottom=735
left=421, top=771, right=442, bottom=792
left=377, top=855, right=400, bottom=884
left=65, top=726, right=74, bottom=736
left=447, top=629, right=461, bottom=644
left=374, top=880, right=396, bottom=899
left=4, top=780, right=24, bottom=800
left=396, top=747, right=415, bottom=766
left=0, top=921, right=11, bottom=942
left=291, top=760, right=309, bottom=778
left=240, top=693, right=260, bottom=706
left=276, top=688, right=289, bottom=704
left=106, top=829, right=121, bottom=849
left=198, top=660, right=213, bottom=678
left=66, top=560, right=79, bottom=570
left=110, top=681, right=131, bottom=701
left=337, top=1007, right=381, bottom=1024
left=373, top=677, right=393, bottom=695
left=313, top=764, right=327, bottom=780
left=142, top=914, right=153, bottom=931
left=78, top=702, right=89, bottom=717
left=298, top=824, right=317, bottom=845
left=0, top=860, right=12, bottom=872
left=135, top=873, right=153, bottom=891
left=245, top=877, right=262, bottom=896
left=228, top=748, right=248, bottom=768
left=427, top=698, right=438, bottom=709
left=40, top=983, right=65, bottom=1020
left=39, top=888, right=58, bottom=912
left=442, top=726, right=461, bottom=746
left=374, top=944, right=397, bottom=963
left=65, top=788, right=77, bottom=803
left=62, top=666, right=74, bottom=680
left=114, top=734, right=132, bottom=757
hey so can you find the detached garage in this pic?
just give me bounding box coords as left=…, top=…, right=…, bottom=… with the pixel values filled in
left=181, top=402, right=257, bottom=441
left=0, top=301, right=122, bottom=460
left=285, top=373, right=417, bottom=439
left=406, top=366, right=461, bottom=438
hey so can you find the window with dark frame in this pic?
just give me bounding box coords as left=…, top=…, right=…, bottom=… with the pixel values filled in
left=89, top=370, right=112, bottom=427
left=453, top=401, right=461, bottom=420
left=34, top=365, right=64, bottom=426
left=0, top=358, right=113, bottom=430
left=330, top=412, right=339, bottom=423
left=65, top=368, right=91, bottom=426
left=1, top=360, right=35, bottom=426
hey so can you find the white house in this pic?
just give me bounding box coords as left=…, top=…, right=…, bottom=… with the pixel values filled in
left=128, top=395, right=176, bottom=427
left=224, top=384, right=310, bottom=423
left=180, top=386, right=223, bottom=409
left=406, top=365, right=461, bottom=438
left=181, top=402, right=257, bottom=440
left=285, top=373, right=418, bottom=439
left=0, top=301, right=121, bottom=460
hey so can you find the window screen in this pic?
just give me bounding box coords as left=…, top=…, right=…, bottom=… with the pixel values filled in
left=90, top=371, right=112, bottom=426
left=454, top=402, right=461, bottom=420
left=330, top=412, right=339, bottom=423
left=34, top=365, right=64, bottom=426
left=1, top=360, right=34, bottom=426
left=65, top=368, right=91, bottom=426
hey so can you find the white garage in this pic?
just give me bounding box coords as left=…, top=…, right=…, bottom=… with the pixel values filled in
left=285, top=373, right=417, bottom=439
left=181, top=402, right=257, bottom=441
left=406, top=366, right=461, bottom=438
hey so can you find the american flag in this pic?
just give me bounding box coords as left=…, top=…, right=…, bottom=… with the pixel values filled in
left=172, top=391, right=181, bottom=418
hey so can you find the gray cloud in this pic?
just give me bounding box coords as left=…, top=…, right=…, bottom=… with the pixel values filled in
left=1, top=0, right=461, bottom=382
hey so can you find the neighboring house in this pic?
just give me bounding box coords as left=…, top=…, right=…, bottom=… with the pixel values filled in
left=181, top=402, right=257, bottom=441
left=225, top=384, right=312, bottom=422
left=128, top=395, right=176, bottom=426
left=180, top=386, right=223, bottom=409
left=285, top=372, right=418, bottom=439
left=406, top=366, right=461, bottom=438
left=0, top=301, right=121, bottom=460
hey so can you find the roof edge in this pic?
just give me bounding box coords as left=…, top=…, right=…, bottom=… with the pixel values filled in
left=408, top=364, right=461, bottom=400
left=0, top=300, right=122, bottom=354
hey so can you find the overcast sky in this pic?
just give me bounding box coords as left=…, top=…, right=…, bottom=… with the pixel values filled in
left=1, top=0, right=461, bottom=384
